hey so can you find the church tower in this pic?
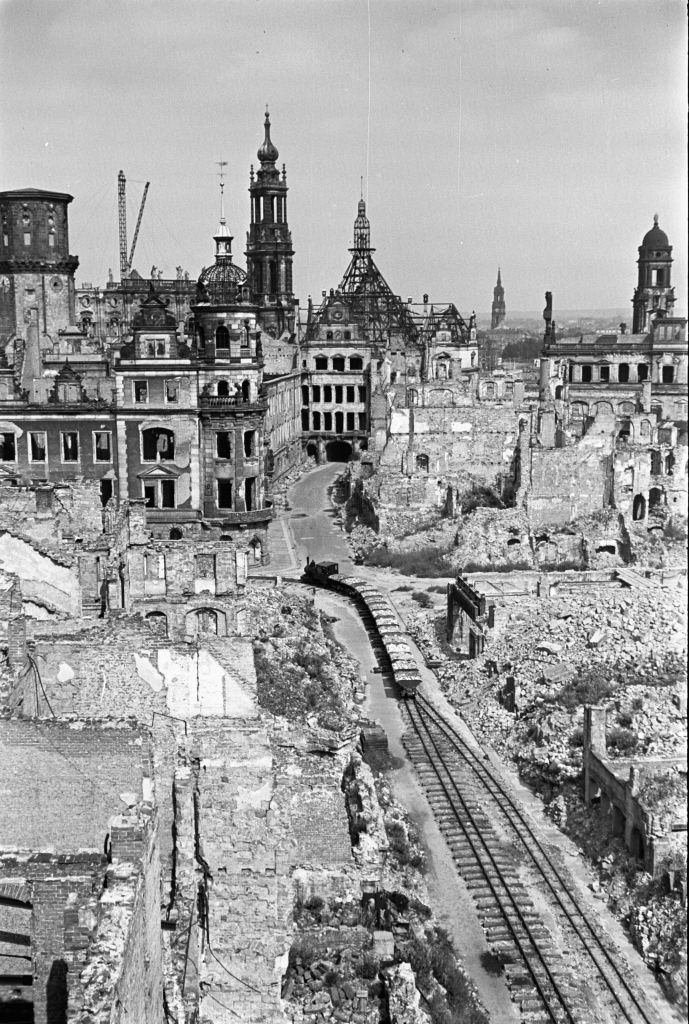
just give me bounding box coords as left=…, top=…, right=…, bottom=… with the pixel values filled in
left=491, top=267, right=505, bottom=329
left=246, top=109, right=295, bottom=335
left=632, top=215, right=675, bottom=334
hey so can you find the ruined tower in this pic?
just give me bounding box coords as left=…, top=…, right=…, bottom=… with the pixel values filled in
left=491, top=267, right=505, bottom=329
left=632, top=215, right=675, bottom=334
left=245, top=109, right=295, bottom=335
left=0, top=188, right=79, bottom=348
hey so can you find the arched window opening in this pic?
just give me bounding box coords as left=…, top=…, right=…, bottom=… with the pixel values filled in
left=312, top=411, right=321, bottom=430
left=617, top=419, right=632, bottom=441
left=216, top=325, right=230, bottom=352
left=142, top=427, right=175, bottom=462
left=664, top=452, right=675, bottom=475
left=632, top=494, right=646, bottom=521
left=555, top=385, right=563, bottom=399
left=415, top=454, right=429, bottom=472
left=145, top=611, right=168, bottom=636
left=648, top=487, right=664, bottom=511
left=169, top=528, right=183, bottom=540
left=640, top=419, right=652, bottom=440
left=241, top=379, right=251, bottom=402
left=334, top=410, right=344, bottom=432
left=250, top=537, right=263, bottom=563
left=217, top=380, right=230, bottom=398
left=195, top=608, right=218, bottom=635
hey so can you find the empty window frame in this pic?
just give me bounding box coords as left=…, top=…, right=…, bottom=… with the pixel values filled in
left=134, top=380, right=149, bottom=403
left=324, top=411, right=333, bottom=431
left=0, top=432, right=16, bottom=461
left=61, top=432, right=79, bottom=462
left=358, top=386, right=366, bottom=402
left=581, top=365, right=592, bottom=383
left=618, top=363, right=630, bottom=383
left=599, top=365, right=610, bottom=382
left=332, top=356, right=345, bottom=372
left=142, top=428, right=175, bottom=462
left=29, top=431, right=47, bottom=462
left=216, top=432, right=232, bottom=459
left=346, top=385, right=355, bottom=403
left=312, top=385, right=321, bottom=402
left=195, top=552, right=216, bottom=579
left=323, top=385, right=332, bottom=402
left=243, top=430, right=256, bottom=457
left=335, top=385, right=343, bottom=404
left=165, top=379, right=179, bottom=403
left=662, top=365, right=674, bottom=384
left=349, top=355, right=363, bottom=370
left=346, top=412, right=355, bottom=430
left=94, top=431, right=112, bottom=462
left=217, top=479, right=233, bottom=509
left=314, top=355, right=328, bottom=370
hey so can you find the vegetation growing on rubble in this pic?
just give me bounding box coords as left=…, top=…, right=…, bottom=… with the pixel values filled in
left=364, top=544, right=455, bottom=577
left=407, top=926, right=489, bottom=1024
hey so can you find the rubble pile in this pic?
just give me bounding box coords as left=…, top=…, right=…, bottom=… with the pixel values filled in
left=250, top=585, right=362, bottom=732
left=282, top=944, right=388, bottom=1024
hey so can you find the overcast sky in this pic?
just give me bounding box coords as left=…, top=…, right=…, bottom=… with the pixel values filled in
left=1, top=0, right=686, bottom=315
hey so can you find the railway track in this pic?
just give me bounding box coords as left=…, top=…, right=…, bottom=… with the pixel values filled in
left=402, top=693, right=658, bottom=1024
left=299, top=567, right=665, bottom=1022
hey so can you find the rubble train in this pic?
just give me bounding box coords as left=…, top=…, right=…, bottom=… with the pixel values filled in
left=301, top=560, right=421, bottom=697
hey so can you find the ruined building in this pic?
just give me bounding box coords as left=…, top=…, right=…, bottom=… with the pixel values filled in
left=0, top=113, right=304, bottom=555
left=301, top=197, right=477, bottom=463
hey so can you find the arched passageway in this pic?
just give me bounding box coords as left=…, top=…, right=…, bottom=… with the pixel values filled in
left=325, top=440, right=352, bottom=463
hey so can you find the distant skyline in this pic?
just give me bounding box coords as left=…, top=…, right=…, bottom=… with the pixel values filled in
left=1, top=0, right=686, bottom=316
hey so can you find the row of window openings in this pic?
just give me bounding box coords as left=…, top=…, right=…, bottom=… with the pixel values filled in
left=215, top=430, right=257, bottom=459
left=572, top=363, right=674, bottom=384
left=252, top=195, right=286, bottom=224
left=303, top=411, right=366, bottom=432
left=144, top=551, right=219, bottom=581
left=133, top=379, right=251, bottom=403
left=314, top=355, right=362, bottom=370
left=1, top=427, right=258, bottom=466
left=303, top=385, right=366, bottom=404
left=143, top=477, right=251, bottom=511
left=0, top=431, right=112, bottom=463
left=196, top=326, right=251, bottom=350
left=3, top=232, right=57, bottom=247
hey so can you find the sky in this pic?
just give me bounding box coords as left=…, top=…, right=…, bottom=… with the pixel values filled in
left=1, top=0, right=686, bottom=315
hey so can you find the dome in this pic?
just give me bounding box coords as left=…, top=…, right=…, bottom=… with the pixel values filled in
left=642, top=214, right=669, bottom=250
left=197, top=259, right=247, bottom=305
left=257, top=109, right=279, bottom=164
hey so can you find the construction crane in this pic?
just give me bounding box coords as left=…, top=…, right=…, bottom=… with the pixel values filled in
left=117, top=170, right=150, bottom=280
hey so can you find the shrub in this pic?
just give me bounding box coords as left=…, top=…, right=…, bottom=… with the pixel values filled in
left=569, top=727, right=584, bottom=747
left=359, top=952, right=379, bottom=979
left=617, top=711, right=633, bottom=729
left=607, top=727, right=637, bottom=753
left=479, top=950, right=504, bottom=976
left=412, top=590, right=433, bottom=608
left=557, top=674, right=617, bottom=712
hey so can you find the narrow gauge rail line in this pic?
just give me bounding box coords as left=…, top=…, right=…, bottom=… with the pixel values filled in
left=406, top=694, right=657, bottom=1024
left=406, top=697, right=580, bottom=1024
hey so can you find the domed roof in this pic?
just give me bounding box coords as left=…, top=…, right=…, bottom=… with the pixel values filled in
left=197, top=259, right=247, bottom=305
left=642, top=214, right=669, bottom=250
left=257, top=108, right=279, bottom=165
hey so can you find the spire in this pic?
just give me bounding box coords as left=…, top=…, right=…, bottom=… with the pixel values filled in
left=653, top=213, right=659, bottom=227
left=257, top=106, right=279, bottom=165
left=216, top=160, right=230, bottom=238
left=497, top=267, right=502, bottom=286
left=352, top=194, right=372, bottom=252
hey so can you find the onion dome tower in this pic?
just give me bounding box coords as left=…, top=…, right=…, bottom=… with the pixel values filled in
left=491, top=267, right=506, bottom=328
left=632, top=214, right=675, bottom=334
left=245, top=108, right=295, bottom=334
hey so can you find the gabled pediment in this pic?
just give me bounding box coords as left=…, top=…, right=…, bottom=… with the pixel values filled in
left=137, top=463, right=182, bottom=480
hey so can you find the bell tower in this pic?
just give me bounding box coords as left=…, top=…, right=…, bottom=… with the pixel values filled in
left=491, top=267, right=505, bottom=329
left=246, top=108, right=295, bottom=334
left=632, top=214, right=674, bottom=334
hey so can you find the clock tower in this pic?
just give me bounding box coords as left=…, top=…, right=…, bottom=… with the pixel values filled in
left=0, top=188, right=79, bottom=350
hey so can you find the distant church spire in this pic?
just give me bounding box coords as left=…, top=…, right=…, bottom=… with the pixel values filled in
left=491, top=267, right=506, bottom=329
